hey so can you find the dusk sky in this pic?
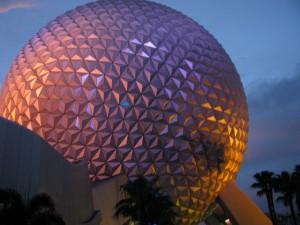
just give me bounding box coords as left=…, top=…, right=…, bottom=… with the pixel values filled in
left=1, top=0, right=300, bottom=214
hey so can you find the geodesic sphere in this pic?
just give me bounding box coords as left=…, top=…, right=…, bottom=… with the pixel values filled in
left=0, top=0, right=249, bottom=224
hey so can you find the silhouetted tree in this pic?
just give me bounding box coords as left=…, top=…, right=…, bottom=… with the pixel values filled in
left=292, top=165, right=300, bottom=216
left=251, top=171, right=277, bottom=225
left=114, top=175, right=177, bottom=225
left=0, top=188, right=65, bottom=225
left=274, top=171, right=298, bottom=225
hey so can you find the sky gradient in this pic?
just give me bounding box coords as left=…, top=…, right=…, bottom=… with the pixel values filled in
left=1, top=0, right=300, bottom=214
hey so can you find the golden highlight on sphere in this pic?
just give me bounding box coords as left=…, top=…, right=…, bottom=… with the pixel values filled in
left=0, top=0, right=249, bottom=224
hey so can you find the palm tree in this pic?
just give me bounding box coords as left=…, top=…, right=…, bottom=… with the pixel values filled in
left=0, top=188, right=25, bottom=225
left=251, top=171, right=277, bottom=225
left=292, top=165, right=300, bottom=216
left=274, top=171, right=298, bottom=225
left=114, top=175, right=177, bottom=225
left=0, top=188, right=65, bottom=225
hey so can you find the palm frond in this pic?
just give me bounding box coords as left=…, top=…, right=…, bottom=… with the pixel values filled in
left=113, top=176, right=177, bottom=225
left=0, top=188, right=24, bottom=208
left=28, top=192, right=55, bottom=213
left=0, top=188, right=65, bottom=225
left=29, top=210, right=65, bottom=225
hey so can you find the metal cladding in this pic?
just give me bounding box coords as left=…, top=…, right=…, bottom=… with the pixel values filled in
left=0, top=0, right=249, bottom=224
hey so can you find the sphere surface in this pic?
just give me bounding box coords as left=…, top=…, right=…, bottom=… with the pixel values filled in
left=0, top=0, right=249, bottom=224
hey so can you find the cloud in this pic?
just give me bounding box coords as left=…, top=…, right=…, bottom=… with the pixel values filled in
left=0, top=0, right=36, bottom=13
left=237, top=72, right=300, bottom=213
left=247, top=73, right=300, bottom=115
left=245, top=71, right=300, bottom=161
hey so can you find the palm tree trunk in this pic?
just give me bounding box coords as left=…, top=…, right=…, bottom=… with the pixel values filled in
left=269, top=190, right=277, bottom=225
left=266, top=190, right=277, bottom=225
left=289, top=199, right=298, bottom=225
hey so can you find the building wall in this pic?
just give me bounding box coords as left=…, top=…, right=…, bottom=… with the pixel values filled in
left=0, top=117, right=100, bottom=225
left=92, top=174, right=127, bottom=225
left=218, top=182, right=272, bottom=225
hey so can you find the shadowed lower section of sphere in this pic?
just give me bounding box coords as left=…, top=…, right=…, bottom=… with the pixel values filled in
left=0, top=0, right=249, bottom=224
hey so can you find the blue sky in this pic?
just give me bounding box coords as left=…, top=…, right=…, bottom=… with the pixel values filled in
left=1, top=0, right=300, bottom=214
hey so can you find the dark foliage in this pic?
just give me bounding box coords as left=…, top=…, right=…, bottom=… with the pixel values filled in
left=252, top=164, right=300, bottom=225
left=292, top=165, right=300, bottom=216
left=274, top=171, right=298, bottom=225
left=0, top=188, right=65, bottom=225
left=251, top=171, right=277, bottom=225
left=114, top=175, right=177, bottom=225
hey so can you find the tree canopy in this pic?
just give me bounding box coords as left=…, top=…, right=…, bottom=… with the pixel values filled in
left=251, top=164, right=300, bottom=225
left=0, top=188, right=65, bottom=225
left=114, top=175, right=177, bottom=225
